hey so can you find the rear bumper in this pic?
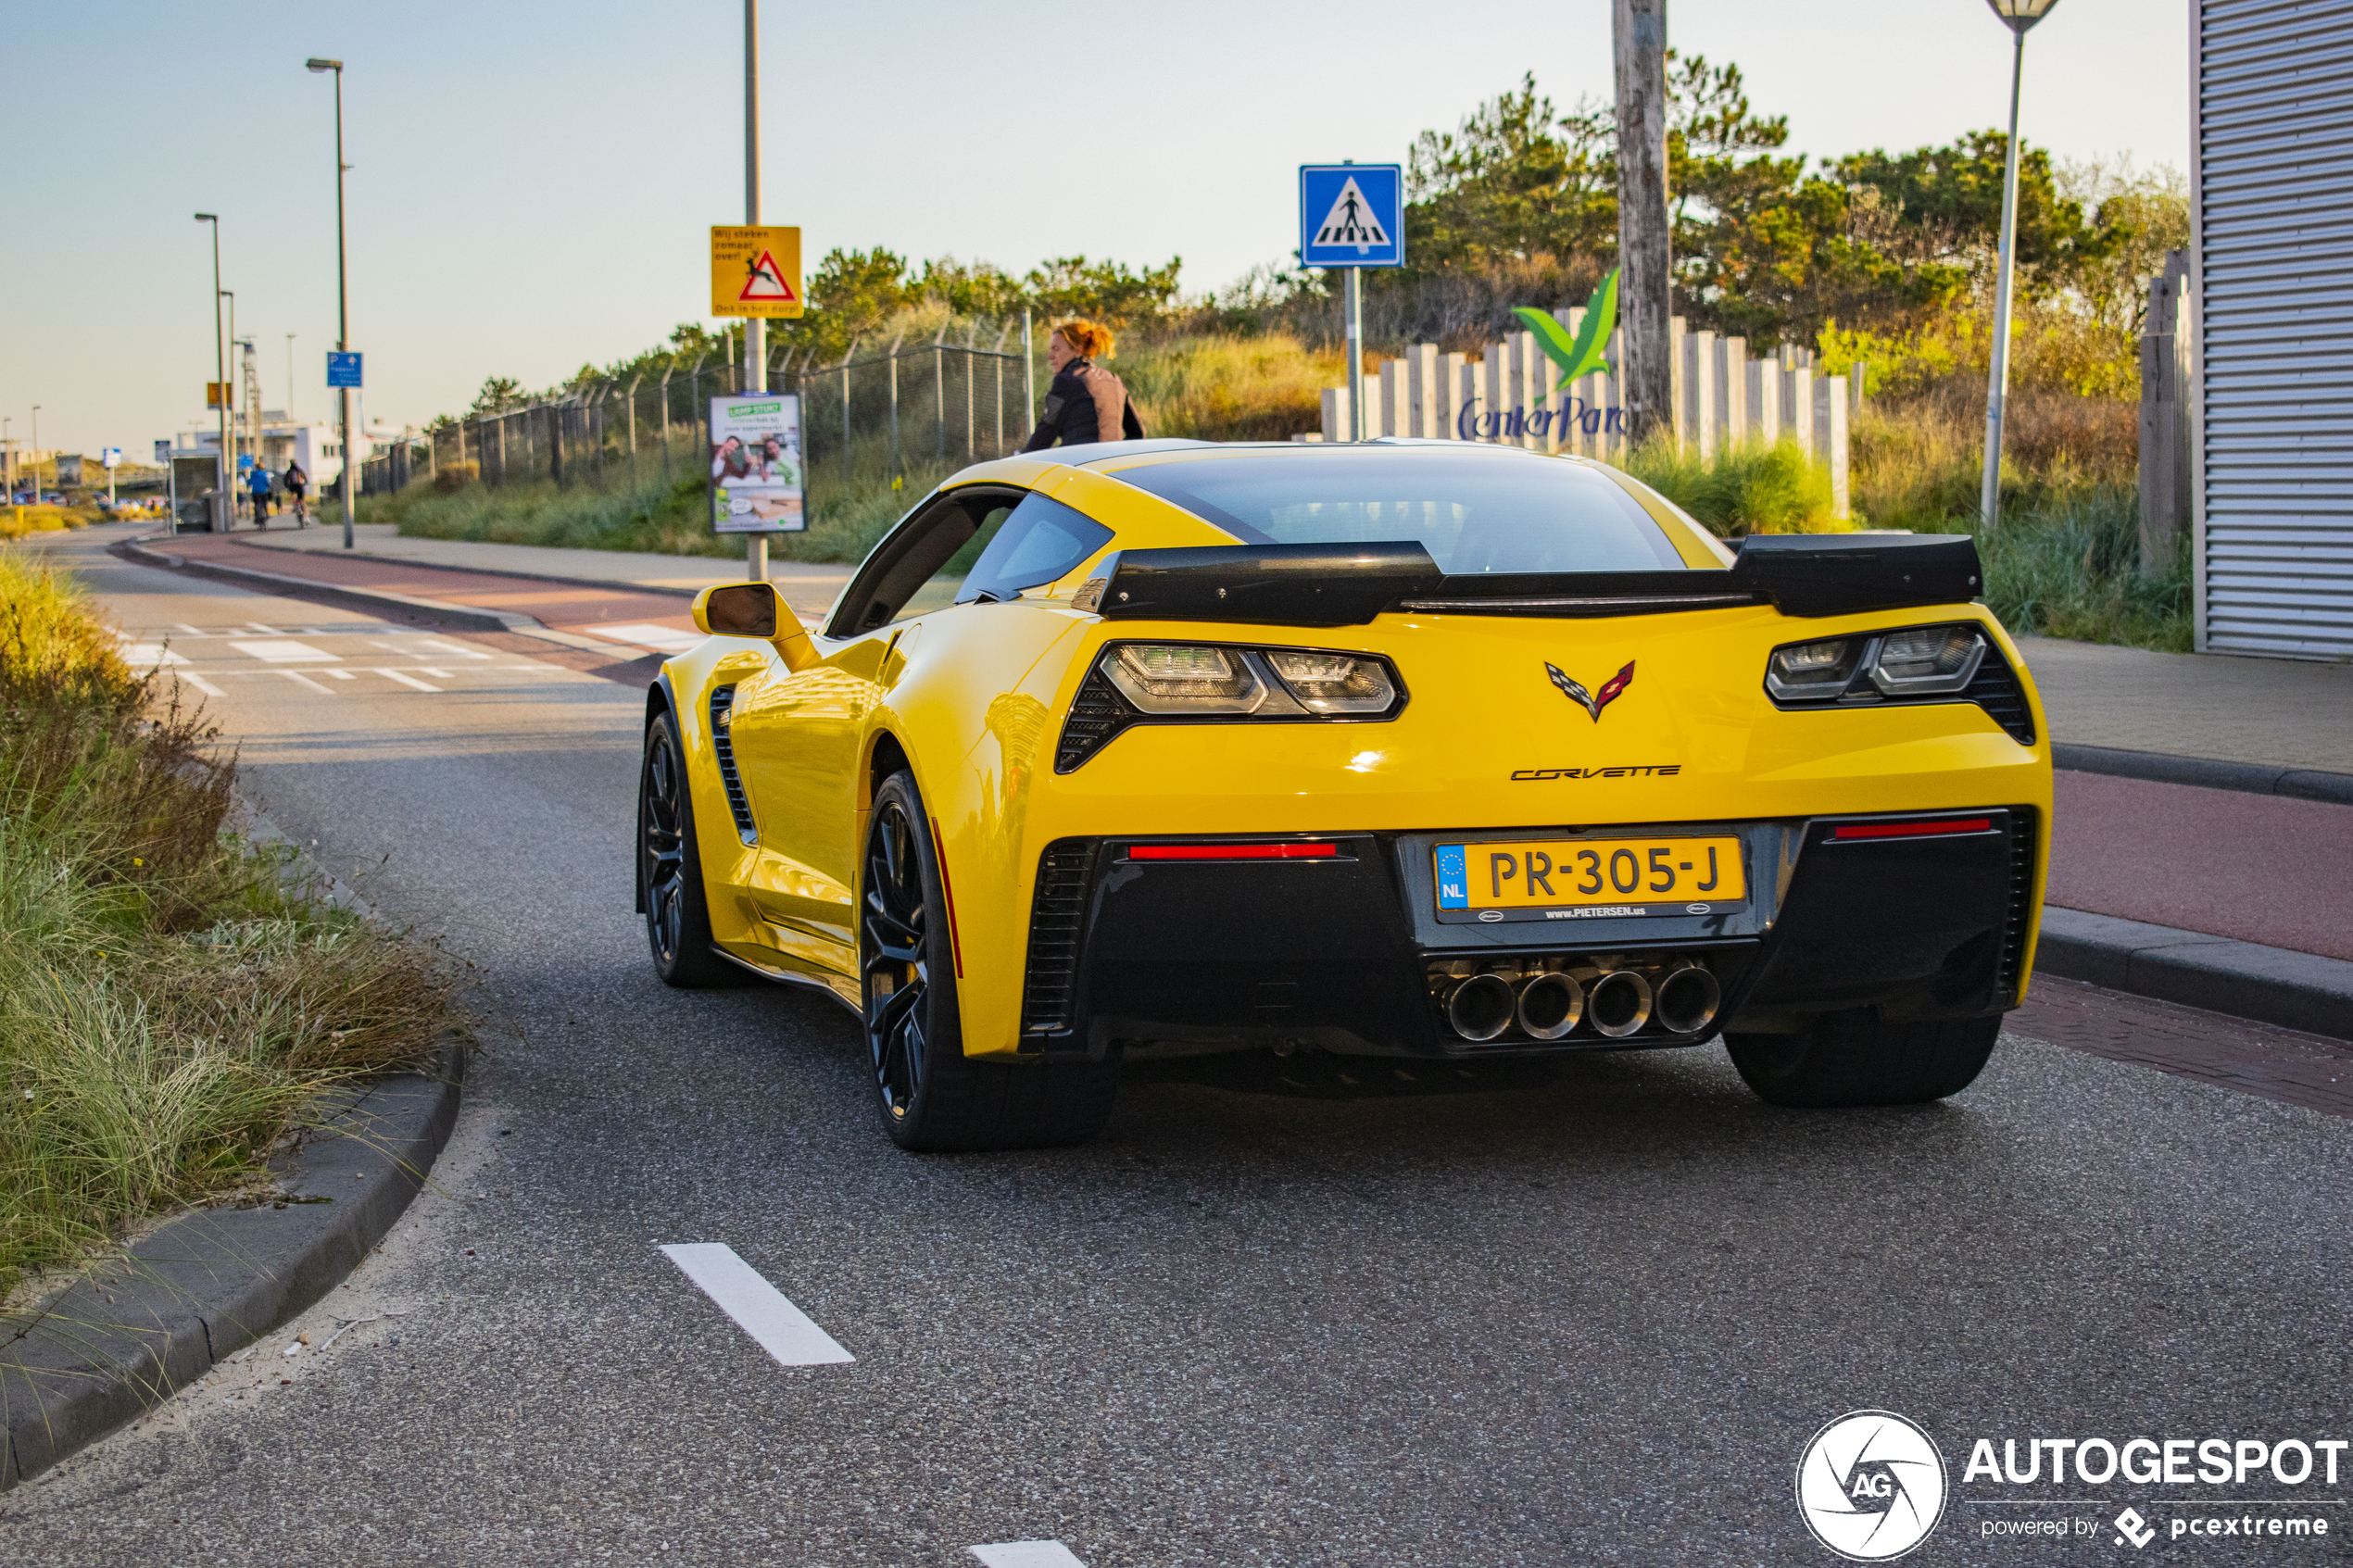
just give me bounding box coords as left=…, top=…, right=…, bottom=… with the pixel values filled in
left=1016, top=809, right=2038, bottom=1059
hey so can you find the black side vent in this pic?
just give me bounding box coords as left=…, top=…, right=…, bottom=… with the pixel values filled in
left=1969, top=645, right=2037, bottom=745
left=709, top=687, right=758, bottom=846
left=1021, top=839, right=1096, bottom=1037
left=1997, top=807, right=2038, bottom=997
left=1054, top=665, right=1139, bottom=773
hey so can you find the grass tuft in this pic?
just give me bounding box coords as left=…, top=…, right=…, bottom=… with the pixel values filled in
left=0, top=552, right=459, bottom=1298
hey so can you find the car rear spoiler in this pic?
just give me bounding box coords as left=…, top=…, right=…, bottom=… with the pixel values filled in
left=1083, top=533, right=1983, bottom=626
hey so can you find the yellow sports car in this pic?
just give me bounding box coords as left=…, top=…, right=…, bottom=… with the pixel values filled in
left=638, top=440, right=2050, bottom=1150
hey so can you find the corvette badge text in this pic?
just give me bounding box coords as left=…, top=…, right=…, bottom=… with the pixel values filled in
left=1796, top=1410, right=2346, bottom=1560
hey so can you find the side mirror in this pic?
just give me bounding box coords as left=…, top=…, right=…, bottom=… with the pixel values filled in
left=694, top=582, right=777, bottom=637
left=690, top=581, right=820, bottom=671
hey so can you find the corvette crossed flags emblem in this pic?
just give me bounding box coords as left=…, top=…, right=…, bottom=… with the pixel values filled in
left=1546, top=659, right=1635, bottom=722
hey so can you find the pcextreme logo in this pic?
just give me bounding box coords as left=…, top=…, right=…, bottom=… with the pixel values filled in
left=1797, top=1411, right=1949, bottom=1561
left=1795, top=1412, right=2347, bottom=1557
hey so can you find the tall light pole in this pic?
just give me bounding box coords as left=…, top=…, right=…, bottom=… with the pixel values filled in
left=29, top=407, right=39, bottom=496
left=222, top=290, right=237, bottom=516
left=307, top=56, right=355, bottom=548
left=3, top=417, right=12, bottom=502
left=195, top=213, right=226, bottom=528
left=741, top=0, right=767, bottom=583
left=1979, top=0, right=2061, bottom=530
left=286, top=332, right=297, bottom=423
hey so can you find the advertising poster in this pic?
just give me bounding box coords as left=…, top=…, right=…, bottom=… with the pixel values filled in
left=709, top=393, right=804, bottom=533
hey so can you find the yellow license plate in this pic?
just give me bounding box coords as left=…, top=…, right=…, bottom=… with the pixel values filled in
left=1434, top=835, right=1746, bottom=918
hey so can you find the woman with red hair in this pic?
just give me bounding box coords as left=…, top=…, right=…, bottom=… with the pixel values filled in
left=1022, top=319, right=1145, bottom=451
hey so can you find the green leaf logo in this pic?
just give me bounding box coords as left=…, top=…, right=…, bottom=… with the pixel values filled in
left=1515, top=269, right=1619, bottom=392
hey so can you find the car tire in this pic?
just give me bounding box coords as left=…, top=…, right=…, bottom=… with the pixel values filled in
left=862, top=769, right=1118, bottom=1152
left=1723, top=1011, right=1999, bottom=1108
left=639, top=706, right=738, bottom=988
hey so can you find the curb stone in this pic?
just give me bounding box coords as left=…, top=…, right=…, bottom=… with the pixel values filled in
left=112, top=535, right=543, bottom=635
left=2053, top=742, right=2353, bottom=807
left=0, top=1044, right=464, bottom=1490
left=2033, top=907, right=2353, bottom=1042
left=0, top=807, right=465, bottom=1492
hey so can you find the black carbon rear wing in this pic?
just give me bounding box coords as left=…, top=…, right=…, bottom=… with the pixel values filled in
left=1082, top=533, right=1983, bottom=626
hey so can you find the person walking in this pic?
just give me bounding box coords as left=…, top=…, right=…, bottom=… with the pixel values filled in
left=283, top=461, right=308, bottom=527
left=245, top=461, right=275, bottom=528
left=1021, top=320, right=1144, bottom=452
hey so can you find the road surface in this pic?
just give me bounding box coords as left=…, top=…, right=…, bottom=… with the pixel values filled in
left=8, top=524, right=2350, bottom=1566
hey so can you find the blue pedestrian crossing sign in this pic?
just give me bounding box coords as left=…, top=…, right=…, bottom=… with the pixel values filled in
left=326, top=351, right=363, bottom=388
left=1299, top=164, right=1403, bottom=269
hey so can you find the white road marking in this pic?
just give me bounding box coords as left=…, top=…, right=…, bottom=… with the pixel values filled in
left=367, top=639, right=406, bottom=652
left=588, top=622, right=702, bottom=654
left=175, top=623, right=205, bottom=636
left=245, top=621, right=281, bottom=634
left=229, top=638, right=337, bottom=664
left=276, top=670, right=333, bottom=694
left=178, top=671, right=226, bottom=696
left=371, top=668, right=442, bottom=693
left=418, top=667, right=452, bottom=679
left=414, top=637, right=489, bottom=659
left=327, top=669, right=356, bottom=680
left=119, top=643, right=188, bottom=668
left=657, top=1243, right=854, bottom=1366
left=970, top=1544, right=1088, bottom=1568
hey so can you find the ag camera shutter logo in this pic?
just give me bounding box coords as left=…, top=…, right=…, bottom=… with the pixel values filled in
left=1796, top=1410, right=1949, bottom=1561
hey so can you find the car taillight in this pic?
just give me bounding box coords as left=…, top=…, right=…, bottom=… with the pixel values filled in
left=1262, top=649, right=1397, bottom=714
left=1094, top=643, right=1403, bottom=719
left=1764, top=636, right=1862, bottom=701
left=1102, top=644, right=1293, bottom=714
left=1867, top=624, right=1986, bottom=696
left=1764, top=623, right=1990, bottom=703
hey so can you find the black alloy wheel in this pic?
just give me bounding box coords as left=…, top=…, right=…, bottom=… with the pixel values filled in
left=862, top=784, right=937, bottom=1126
left=639, top=708, right=733, bottom=987
left=858, top=769, right=1121, bottom=1151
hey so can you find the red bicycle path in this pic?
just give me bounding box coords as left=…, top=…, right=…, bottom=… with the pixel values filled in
left=145, top=533, right=2353, bottom=962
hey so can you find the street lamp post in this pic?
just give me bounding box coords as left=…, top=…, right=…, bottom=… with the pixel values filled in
left=741, top=0, right=767, bottom=584
left=29, top=407, right=39, bottom=498
left=1979, top=0, right=2062, bottom=531
left=306, top=56, right=355, bottom=548
left=195, top=213, right=226, bottom=530
left=222, top=290, right=237, bottom=518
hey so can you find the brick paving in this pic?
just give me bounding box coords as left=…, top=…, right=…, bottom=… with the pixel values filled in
left=2010, top=973, right=2353, bottom=1121
left=2048, top=770, right=2353, bottom=960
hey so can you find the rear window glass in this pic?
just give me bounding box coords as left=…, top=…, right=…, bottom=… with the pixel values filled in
left=1109, top=446, right=1686, bottom=573
left=956, top=492, right=1114, bottom=604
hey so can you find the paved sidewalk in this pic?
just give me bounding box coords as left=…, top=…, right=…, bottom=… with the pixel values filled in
left=223, top=520, right=855, bottom=614
left=2017, top=634, right=2353, bottom=772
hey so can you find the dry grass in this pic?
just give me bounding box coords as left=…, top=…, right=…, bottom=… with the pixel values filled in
left=0, top=553, right=459, bottom=1298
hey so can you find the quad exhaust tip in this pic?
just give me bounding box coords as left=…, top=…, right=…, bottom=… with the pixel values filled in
left=1445, top=972, right=1517, bottom=1042
left=1515, top=972, right=1583, bottom=1040
left=1587, top=970, right=1654, bottom=1038
left=1430, top=955, right=1723, bottom=1043
left=1655, top=965, right=1722, bottom=1035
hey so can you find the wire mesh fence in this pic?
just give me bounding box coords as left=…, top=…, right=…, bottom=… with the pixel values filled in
left=359, top=331, right=1038, bottom=510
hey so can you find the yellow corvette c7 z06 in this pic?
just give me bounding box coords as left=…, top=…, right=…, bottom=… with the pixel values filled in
left=636, top=440, right=2052, bottom=1151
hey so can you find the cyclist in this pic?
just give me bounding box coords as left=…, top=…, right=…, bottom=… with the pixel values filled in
left=284, top=461, right=309, bottom=526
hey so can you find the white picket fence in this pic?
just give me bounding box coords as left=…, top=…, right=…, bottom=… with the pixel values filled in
left=1307, top=311, right=1865, bottom=519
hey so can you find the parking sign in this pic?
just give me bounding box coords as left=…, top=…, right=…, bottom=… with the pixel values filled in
left=326, top=351, right=363, bottom=388
left=1299, top=165, right=1403, bottom=270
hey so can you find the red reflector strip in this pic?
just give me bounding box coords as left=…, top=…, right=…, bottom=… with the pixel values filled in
left=1831, top=818, right=1994, bottom=841
left=1127, top=842, right=1340, bottom=861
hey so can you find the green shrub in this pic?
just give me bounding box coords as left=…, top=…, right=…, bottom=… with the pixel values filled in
left=1620, top=437, right=1838, bottom=536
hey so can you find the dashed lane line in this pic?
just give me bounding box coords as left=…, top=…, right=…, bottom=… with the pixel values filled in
left=657, top=1243, right=855, bottom=1367
left=970, top=1544, right=1088, bottom=1567
left=371, top=668, right=442, bottom=693
left=228, top=638, right=337, bottom=664
left=274, top=670, right=333, bottom=694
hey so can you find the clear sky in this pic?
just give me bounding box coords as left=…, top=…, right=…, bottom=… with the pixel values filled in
left=5, top=0, right=2187, bottom=461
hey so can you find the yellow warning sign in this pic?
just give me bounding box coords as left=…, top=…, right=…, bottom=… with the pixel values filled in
left=711, top=226, right=803, bottom=319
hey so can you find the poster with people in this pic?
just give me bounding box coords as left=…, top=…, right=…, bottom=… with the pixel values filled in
left=708, top=393, right=804, bottom=533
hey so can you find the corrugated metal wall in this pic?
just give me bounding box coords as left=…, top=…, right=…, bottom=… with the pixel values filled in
left=2196, top=0, right=2353, bottom=658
